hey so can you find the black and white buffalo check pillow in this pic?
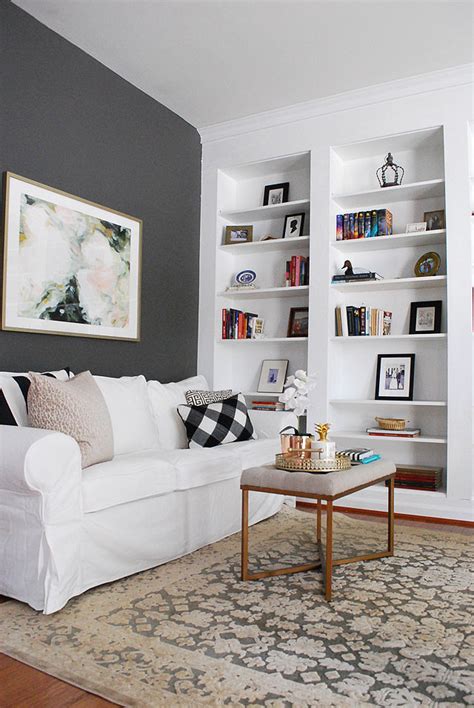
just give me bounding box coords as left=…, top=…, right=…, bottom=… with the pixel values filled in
left=0, top=368, right=71, bottom=426
left=178, top=393, right=255, bottom=448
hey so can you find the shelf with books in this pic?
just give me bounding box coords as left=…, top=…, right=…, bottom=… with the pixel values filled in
left=218, top=285, right=309, bottom=299
left=331, top=333, right=447, bottom=342
left=219, top=198, right=310, bottom=222
left=220, top=235, right=310, bottom=254
left=218, top=337, right=308, bottom=344
left=331, top=275, right=446, bottom=292
left=331, top=431, right=447, bottom=444
left=332, top=229, right=446, bottom=251
left=332, top=179, right=445, bottom=210
left=329, top=399, right=447, bottom=407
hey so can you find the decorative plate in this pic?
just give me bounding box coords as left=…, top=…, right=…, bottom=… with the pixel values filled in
left=414, top=251, right=441, bottom=277
left=234, top=269, right=256, bottom=285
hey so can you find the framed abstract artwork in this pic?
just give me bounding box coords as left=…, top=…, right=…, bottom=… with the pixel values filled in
left=2, top=173, right=142, bottom=340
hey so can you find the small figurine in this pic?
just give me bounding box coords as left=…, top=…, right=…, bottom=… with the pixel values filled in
left=342, top=260, right=354, bottom=277
left=315, top=423, right=331, bottom=441
left=314, top=423, right=336, bottom=461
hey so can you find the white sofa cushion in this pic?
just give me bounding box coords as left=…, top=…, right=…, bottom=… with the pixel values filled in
left=82, top=437, right=280, bottom=513
left=94, top=375, right=158, bottom=455
left=147, top=375, right=208, bottom=449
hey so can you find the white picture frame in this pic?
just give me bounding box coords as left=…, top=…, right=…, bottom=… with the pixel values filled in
left=257, top=359, right=289, bottom=393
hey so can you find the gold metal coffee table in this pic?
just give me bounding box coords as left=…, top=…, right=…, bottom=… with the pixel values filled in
left=240, top=460, right=396, bottom=601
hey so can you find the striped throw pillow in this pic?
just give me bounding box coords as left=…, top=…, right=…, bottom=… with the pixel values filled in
left=0, top=368, right=71, bottom=426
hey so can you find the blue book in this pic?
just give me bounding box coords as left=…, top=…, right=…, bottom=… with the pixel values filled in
left=359, top=454, right=381, bottom=464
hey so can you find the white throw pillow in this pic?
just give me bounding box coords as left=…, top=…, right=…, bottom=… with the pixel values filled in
left=94, top=375, right=159, bottom=455
left=147, top=375, right=209, bottom=449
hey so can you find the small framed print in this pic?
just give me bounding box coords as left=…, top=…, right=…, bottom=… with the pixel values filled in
left=406, top=222, right=427, bottom=233
left=282, top=212, right=305, bottom=238
left=251, top=317, right=265, bottom=339
left=409, top=300, right=442, bottom=334
left=423, top=210, right=445, bottom=231
left=414, top=251, right=441, bottom=277
left=263, top=182, right=289, bottom=206
left=257, top=359, right=289, bottom=393
left=287, top=307, right=309, bottom=338
left=224, top=225, right=253, bottom=245
left=375, top=354, right=415, bottom=401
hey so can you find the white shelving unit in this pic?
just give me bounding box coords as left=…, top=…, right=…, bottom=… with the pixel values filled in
left=212, top=152, right=311, bottom=398
left=323, top=126, right=448, bottom=491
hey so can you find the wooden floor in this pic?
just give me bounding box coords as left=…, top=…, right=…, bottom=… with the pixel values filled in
left=0, top=508, right=471, bottom=708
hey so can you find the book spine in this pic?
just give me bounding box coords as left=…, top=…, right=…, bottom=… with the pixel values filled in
left=285, top=261, right=291, bottom=287
left=336, top=214, right=343, bottom=241
left=358, top=212, right=365, bottom=238
left=349, top=213, right=355, bottom=240
left=370, top=210, right=378, bottom=237
left=347, top=306, right=355, bottom=336
left=360, top=306, right=366, bottom=336
left=353, top=212, right=359, bottom=239
left=291, top=256, right=296, bottom=286
left=343, top=214, right=350, bottom=240
left=222, top=309, right=227, bottom=340
left=368, top=432, right=420, bottom=438
left=295, top=256, right=301, bottom=287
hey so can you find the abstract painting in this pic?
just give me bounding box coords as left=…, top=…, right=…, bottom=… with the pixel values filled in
left=2, top=173, right=142, bottom=340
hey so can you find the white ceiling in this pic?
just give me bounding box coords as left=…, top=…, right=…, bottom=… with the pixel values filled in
left=13, top=0, right=474, bottom=129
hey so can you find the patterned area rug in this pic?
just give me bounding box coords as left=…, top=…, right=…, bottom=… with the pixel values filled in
left=0, top=507, right=473, bottom=706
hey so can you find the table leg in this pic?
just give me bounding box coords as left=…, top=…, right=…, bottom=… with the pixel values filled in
left=388, top=476, right=395, bottom=555
left=316, top=499, right=322, bottom=542
left=241, top=489, right=249, bottom=580
left=325, top=500, right=333, bottom=601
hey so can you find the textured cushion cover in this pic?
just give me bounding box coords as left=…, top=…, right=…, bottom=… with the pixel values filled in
left=94, top=375, right=158, bottom=455
left=0, top=368, right=71, bottom=426
left=27, top=371, right=114, bottom=468
left=178, top=393, right=255, bottom=448
left=185, top=389, right=233, bottom=406
left=147, top=375, right=209, bottom=449
left=242, top=460, right=396, bottom=497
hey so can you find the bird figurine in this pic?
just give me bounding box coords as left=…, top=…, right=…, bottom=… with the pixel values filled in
left=342, top=260, right=354, bottom=277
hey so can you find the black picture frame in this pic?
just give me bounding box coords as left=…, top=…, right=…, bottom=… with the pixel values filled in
left=263, top=182, right=289, bottom=206
left=287, top=307, right=309, bottom=338
left=375, top=354, right=415, bottom=401
left=409, top=301, right=442, bottom=335
left=282, top=212, right=305, bottom=238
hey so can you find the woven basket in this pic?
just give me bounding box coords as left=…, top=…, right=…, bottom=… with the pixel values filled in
left=275, top=452, right=351, bottom=474
left=375, top=416, right=407, bottom=431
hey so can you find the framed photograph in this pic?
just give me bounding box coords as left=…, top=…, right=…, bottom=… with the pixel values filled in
left=251, top=317, right=265, bottom=339
left=282, top=212, right=305, bottom=238
left=225, top=225, right=253, bottom=245
left=409, top=300, right=442, bottom=334
left=423, top=210, right=445, bottom=231
left=375, top=354, right=415, bottom=401
left=257, top=359, right=289, bottom=393
left=406, top=222, right=427, bottom=233
left=2, top=172, right=142, bottom=341
left=414, top=251, right=441, bottom=277
left=287, top=307, right=309, bottom=338
left=263, top=182, right=289, bottom=206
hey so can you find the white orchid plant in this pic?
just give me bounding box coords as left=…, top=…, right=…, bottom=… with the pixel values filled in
left=279, top=370, right=316, bottom=434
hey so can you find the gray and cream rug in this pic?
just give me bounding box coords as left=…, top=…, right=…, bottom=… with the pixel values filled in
left=0, top=507, right=473, bottom=706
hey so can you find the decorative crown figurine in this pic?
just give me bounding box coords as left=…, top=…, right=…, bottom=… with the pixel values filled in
left=313, top=423, right=336, bottom=461
left=376, top=152, right=405, bottom=188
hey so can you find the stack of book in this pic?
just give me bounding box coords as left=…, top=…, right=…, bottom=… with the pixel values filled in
left=339, top=448, right=381, bottom=464
left=366, top=426, right=420, bottom=438
left=221, top=309, right=258, bottom=339
left=335, top=305, right=392, bottom=336
left=251, top=399, right=284, bottom=412
left=336, top=209, right=393, bottom=240
left=332, top=271, right=383, bottom=283
left=393, top=464, right=442, bottom=491
left=285, top=256, right=309, bottom=287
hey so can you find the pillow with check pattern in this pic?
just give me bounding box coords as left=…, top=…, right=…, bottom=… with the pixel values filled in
left=185, top=389, right=232, bottom=406
left=177, top=393, right=255, bottom=448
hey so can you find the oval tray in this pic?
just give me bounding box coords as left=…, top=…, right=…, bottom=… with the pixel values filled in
left=275, top=452, right=351, bottom=474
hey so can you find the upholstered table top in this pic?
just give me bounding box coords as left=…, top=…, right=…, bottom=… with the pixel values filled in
left=241, top=459, right=396, bottom=498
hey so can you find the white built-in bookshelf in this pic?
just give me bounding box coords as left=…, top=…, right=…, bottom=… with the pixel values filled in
left=326, top=127, right=448, bottom=490
left=213, top=153, right=311, bottom=406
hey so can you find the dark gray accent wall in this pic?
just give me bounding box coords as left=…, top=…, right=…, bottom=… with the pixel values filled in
left=0, top=0, right=201, bottom=380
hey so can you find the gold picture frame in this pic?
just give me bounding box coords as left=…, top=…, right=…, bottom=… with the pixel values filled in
left=224, top=225, right=253, bottom=245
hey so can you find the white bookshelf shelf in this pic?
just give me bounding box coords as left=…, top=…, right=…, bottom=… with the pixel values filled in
left=331, top=229, right=446, bottom=252
left=220, top=235, right=310, bottom=254
left=329, top=399, right=447, bottom=407
left=331, top=275, right=447, bottom=292
left=220, top=198, right=310, bottom=222
left=330, top=334, right=447, bottom=342
left=332, top=179, right=445, bottom=209
left=217, top=285, right=309, bottom=299
left=244, top=391, right=282, bottom=397
left=218, top=337, right=308, bottom=344
left=332, top=431, right=447, bottom=444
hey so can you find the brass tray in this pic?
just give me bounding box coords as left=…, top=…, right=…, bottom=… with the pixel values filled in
left=275, top=451, right=351, bottom=474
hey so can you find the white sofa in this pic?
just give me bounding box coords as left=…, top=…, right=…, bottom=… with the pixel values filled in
left=0, top=373, right=293, bottom=614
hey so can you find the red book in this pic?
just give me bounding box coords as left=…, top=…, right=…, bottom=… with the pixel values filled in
left=222, top=308, right=227, bottom=339
left=291, top=256, right=296, bottom=286
left=295, top=256, right=301, bottom=286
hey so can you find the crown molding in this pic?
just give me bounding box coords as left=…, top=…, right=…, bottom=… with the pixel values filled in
left=199, top=64, right=473, bottom=144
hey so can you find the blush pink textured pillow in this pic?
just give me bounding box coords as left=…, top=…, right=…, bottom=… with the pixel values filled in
left=27, top=370, right=114, bottom=468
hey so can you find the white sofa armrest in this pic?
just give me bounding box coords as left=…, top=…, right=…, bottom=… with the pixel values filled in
left=249, top=410, right=298, bottom=440
left=0, top=425, right=83, bottom=613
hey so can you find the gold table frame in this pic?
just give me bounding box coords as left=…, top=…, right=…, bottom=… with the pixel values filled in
left=241, top=471, right=395, bottom=601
